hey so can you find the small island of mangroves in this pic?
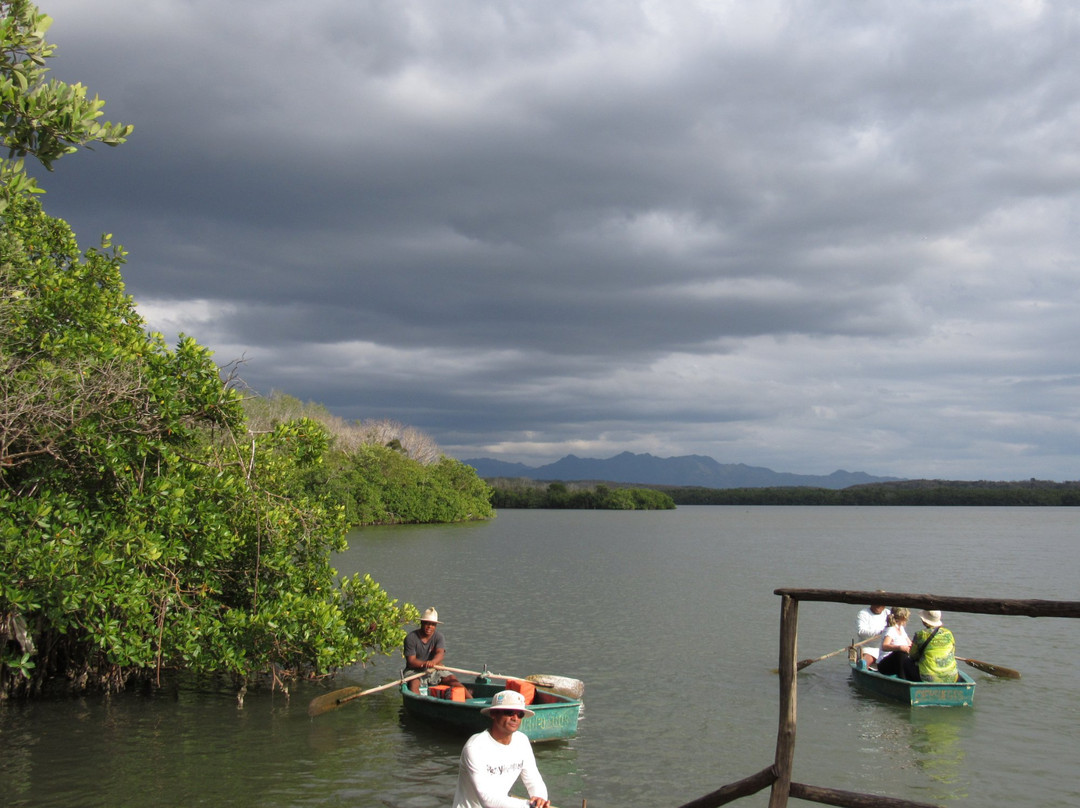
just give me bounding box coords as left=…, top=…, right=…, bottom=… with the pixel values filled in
left=487, top=479, right=676, bottom=509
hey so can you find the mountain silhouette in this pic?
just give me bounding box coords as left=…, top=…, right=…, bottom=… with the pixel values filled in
left=463, top=451, right=899, bottom=489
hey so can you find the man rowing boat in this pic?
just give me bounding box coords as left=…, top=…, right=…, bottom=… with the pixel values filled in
left=403, top=607, right=470, bottom=695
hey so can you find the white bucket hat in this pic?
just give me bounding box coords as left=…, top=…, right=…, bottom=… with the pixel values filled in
left=420, top=607, right=440, bottom=624
left=919, top=609, right=943, bottom=627
left=480, top=690, right=535, bottom=717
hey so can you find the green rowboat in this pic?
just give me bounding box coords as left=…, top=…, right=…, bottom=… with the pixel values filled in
left=400, top=675, right=582, bottom=742
left=849, top=661, right=976, bottom=707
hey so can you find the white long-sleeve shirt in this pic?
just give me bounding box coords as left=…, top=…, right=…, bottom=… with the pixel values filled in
left=452, top=729, right=548, bottom=808
left=856, top=607, right=889, bottom=660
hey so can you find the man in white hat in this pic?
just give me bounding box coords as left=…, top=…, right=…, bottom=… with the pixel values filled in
left=452, top=690, right=551, bottom=808
left=403, top=607, right=469, bottom=694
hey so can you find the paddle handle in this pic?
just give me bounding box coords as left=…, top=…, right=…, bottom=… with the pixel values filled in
left=795, top=634, right=880, bottom=671
left=435, top=664, right=524, bottom=682
left=345, top=671, right=427, bottom=702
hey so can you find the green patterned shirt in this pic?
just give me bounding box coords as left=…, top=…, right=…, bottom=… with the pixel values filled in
left=911, top=626, right=958, bottom=682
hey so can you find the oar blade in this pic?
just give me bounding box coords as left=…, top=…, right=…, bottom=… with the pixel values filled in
left=307, top=686, right=364, bottom=717
left=525, top=674, right=585, bottom=700
left=960, top=657, right=1021, bottom=679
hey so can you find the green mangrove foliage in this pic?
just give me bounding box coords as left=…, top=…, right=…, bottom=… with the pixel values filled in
left=0, top=0, right=132, bottom=211
left=244, top=393, right=495, bottom=526
left=303, top=444, right=496, bottom=526
left=488, top=479, right=675, bottom=510
left=0, top=196, right=420, bottom=697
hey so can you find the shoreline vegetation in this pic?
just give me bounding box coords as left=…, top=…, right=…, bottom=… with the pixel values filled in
left=663, top=478, right=1080, bottom=505
left=245, top=394, right=495, bottom=527
left=486, top=478, right=1080, bottom=507
left=487, top=479, right=675, bottom=510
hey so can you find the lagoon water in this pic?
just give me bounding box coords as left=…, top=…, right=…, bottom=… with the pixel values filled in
left=2, top=506, right=1078, bottom=807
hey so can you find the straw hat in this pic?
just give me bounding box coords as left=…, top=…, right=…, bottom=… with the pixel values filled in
left=480, top=690, right=535, bottom=717
left=420, top=607, right=440, bottom=624
left=919, top=609, right=943, bottom=627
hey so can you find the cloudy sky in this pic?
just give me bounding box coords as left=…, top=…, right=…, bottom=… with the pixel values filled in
left=35, top=0, right=1080, bottom=480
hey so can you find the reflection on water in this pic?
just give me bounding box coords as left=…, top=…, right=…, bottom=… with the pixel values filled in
left=909, top=710, right=969, bottom=801
left=841, top=698, right=970, bottom=803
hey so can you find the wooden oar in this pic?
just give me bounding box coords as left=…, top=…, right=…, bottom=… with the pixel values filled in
left=436, top=666, right=585, bottom=699
left=307, top=671, right=427, bottom=717
left=797, top=635, right=878, bottom=671
left=958, top=656, right=1021, bottom=679
left=770, top=635, right=879, bottom=674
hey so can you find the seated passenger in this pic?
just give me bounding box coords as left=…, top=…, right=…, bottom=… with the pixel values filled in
left=876, top=607, right=918, bottom=679
left=907, top=609, right=959, bottom=682
left=856, top=601, right=889, bottom=666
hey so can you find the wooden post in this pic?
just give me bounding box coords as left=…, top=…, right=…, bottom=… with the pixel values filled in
left=769, top=594, right=798, bottom=808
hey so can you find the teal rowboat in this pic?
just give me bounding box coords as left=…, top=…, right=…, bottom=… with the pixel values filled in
left=849, top=661, right=976, bottom=707
left=400, top=675, right=582, bottom=742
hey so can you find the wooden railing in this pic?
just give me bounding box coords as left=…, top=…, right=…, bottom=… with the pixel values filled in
left=675, top=589, right=1080, bottom=808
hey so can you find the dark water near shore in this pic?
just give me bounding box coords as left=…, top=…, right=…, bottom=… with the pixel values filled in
left=2, top=507, right=1078, bottom=807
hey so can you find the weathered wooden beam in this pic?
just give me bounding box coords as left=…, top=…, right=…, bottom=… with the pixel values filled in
left=773, top=589, right=1080, bottom=618
left=789, top=781, right=944, bottom=808
left=674, top=766, right=777, bottom=808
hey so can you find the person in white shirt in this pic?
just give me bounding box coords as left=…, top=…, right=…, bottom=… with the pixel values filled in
left=856, top=602, right=889, bottom=666
left=452, top=690, right=550, bottom=808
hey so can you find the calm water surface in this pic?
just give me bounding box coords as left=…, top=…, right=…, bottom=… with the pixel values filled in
left=2, top=507, right=1078, bottom=807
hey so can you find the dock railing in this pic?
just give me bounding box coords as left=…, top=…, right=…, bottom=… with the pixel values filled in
left=675, top=588, right=1080, bottom=808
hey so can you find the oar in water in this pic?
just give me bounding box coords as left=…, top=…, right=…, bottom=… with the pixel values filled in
left=436, top=665, right=585, bottom=699
left=958, top=656, right=1021, bottom=679
left=307, top=671, right=427, bottom=717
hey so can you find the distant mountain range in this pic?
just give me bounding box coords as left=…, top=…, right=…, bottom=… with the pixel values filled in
left=462, top=451, right=901, bottom=490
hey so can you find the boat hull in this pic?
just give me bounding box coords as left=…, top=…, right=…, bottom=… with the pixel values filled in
left=849, top=662, right=975, bottom=707
left=400, top=679, right=582, bottom=742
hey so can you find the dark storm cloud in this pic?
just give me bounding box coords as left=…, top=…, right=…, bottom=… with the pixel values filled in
left=32, top=0, right=1080, bottom=478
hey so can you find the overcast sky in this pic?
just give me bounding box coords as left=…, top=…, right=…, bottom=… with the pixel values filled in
left=35, top=0, right=1080, bottom=480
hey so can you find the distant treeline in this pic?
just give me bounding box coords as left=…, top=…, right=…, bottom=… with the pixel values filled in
left=661, top=479, right=1080, bottom=506
left=488, top=480, right=676, bottom=510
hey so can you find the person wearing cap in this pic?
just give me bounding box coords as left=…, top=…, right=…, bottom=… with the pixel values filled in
left=907, top=609, right=958, bottom=683
left=855, top=601, right=889, bottom=667
left=403, top=607, right=470, bottom=695
left=451, top=690, right=551, bottom=808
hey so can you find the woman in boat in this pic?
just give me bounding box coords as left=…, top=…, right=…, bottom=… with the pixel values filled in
left=452, top=690, right=551, bottom=808
left=876, top=607, right=917, bottom=679
left=907, top=609, right=959, bottom=682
